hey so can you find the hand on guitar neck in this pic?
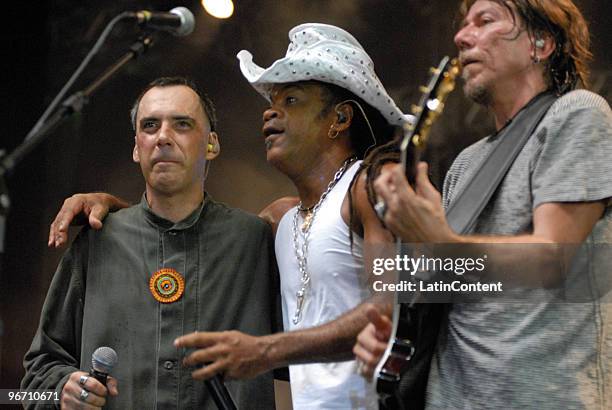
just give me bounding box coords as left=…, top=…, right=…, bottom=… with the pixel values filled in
left=375, top=162, right=458, bottom=243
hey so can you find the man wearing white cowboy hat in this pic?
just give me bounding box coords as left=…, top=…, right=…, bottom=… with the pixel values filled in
left=47, top=24, right=407, bottom=408
left=176, top=23, right=409, bottom=409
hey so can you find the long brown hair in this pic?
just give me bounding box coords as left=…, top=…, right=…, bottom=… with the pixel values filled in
left=458, top=0, right=592, bottom=94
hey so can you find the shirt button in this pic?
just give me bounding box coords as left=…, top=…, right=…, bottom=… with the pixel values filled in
left=168, top=230, right=177, bottom=236
left=164, top=360, right=174, bottom=370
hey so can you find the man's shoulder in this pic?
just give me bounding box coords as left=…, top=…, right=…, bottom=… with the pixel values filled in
left=449, top=137, right=490, bottom=172
left=104, top=203, right=142, bottom=225
left=549, top=89, right=611, bottom=116
left=538, top=89, right=611, bottom=148
left=258, top=197, right=299, bottom=228
left=206, top=199, right=270, bottom=231
left=73, top=205, right=143, bottom=246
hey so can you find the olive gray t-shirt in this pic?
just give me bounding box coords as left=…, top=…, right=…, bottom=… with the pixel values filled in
left=427, top=90, right=612, bottom=409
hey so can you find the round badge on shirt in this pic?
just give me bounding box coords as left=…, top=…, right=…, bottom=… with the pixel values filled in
left=149, top=268, right=185, bottom=303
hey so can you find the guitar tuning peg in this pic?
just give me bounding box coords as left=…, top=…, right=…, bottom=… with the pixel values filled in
left=411, top=104, right=422, bottom=114
left=419, top=85, right=429, bottom=93
left=412, top=134, right=423, bottom=147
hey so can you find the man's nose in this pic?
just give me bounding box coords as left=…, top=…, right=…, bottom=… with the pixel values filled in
left=157, top=122, right=174, bottom=145
left=454, top=24, right=475, bottom=51
left=263, top=106, right=280, bottom=122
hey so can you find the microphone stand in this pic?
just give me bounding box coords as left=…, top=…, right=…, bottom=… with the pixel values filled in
left=0, top=33, right=154, bottom=263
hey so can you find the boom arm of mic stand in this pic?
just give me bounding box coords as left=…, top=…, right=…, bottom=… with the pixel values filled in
left=0, top=165, right=8, bottom=255
left=0, top=33, right=154, bottom=259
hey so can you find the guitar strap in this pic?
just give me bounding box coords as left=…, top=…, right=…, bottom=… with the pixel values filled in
left=445, top=91, right=558, bottom=234
left=391, top=91, right=558, bottom=410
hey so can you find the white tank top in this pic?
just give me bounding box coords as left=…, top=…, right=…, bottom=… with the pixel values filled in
left=276, top=160, right=378, bottom=409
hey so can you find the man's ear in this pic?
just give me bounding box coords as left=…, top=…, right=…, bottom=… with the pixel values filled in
left=533, top=32, right=555, bottom=61
left=132, top=136, right=140, bottom=163
left=333, top=103, right=354, bottom=133
left=206, top=131, right=220, bottom=160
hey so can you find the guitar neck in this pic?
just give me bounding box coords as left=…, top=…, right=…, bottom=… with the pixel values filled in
left=374, top=56, right=460, bottom=407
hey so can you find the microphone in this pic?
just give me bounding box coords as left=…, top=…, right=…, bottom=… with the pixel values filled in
left=90, top=346, right=118, bottom=386
left=128, top=7, right=195, bottom=37
left=189, top=356, right=237, bottom=410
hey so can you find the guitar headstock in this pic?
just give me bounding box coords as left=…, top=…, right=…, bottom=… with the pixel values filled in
left=400, top=56, right=461, bottom=183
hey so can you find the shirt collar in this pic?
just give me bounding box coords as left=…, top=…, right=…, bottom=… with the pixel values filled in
left=139, top=192, right=210, bottom=231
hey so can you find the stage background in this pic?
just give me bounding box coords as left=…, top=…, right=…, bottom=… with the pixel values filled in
left=2, top=0, right=610, bottom=406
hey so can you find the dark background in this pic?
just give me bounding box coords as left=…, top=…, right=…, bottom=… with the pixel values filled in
left=2, top=0, right=610, bottom=393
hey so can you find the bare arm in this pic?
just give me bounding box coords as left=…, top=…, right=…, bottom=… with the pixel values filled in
left=175, top=302, right=386, bottom=380
left=175, top=172, right=394, bottom=380
left=48, top=193, right=130, bottom=248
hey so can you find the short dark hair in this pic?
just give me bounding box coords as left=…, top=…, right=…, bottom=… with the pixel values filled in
left=458, top=0, right=592, bottom=94
left=130, top=76, right=218, bottom=132
left=317, top=81, right=395, bottom=159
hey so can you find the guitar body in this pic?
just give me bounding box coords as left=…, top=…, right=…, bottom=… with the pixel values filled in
left=374, top=57, right=460, bottom=409
left=379, top=304, right=447, bottom=410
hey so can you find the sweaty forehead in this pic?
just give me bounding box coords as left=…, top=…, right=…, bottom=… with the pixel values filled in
left=138, top=85, right=208, bottom=125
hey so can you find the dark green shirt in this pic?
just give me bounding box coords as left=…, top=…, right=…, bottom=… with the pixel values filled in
left=22, top=195, right=278, bottom=409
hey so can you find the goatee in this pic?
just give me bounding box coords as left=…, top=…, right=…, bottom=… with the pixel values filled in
left=464, top=82, right=492, bottom=106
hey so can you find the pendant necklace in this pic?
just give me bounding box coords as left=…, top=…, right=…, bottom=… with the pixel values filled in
left=291, top=156, right=357, bottom=324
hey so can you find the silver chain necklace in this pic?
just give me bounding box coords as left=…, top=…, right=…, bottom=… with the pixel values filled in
left=291, top=156, right=357, bottom=324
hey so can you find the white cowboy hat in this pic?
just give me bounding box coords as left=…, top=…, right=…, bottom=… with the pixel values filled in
left=237, top=23, right=410, bottom=127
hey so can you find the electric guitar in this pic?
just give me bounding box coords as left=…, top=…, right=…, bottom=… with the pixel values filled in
left=374, top=56, right=460, bottom=409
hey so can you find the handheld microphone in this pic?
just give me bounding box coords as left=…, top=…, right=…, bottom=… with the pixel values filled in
left=128, top=7, right=195, bottom=37
left=90, top=346, right=118, bottom=386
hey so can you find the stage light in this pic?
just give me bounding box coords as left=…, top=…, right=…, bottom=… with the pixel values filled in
left=201, top=0, right=234, bottom=19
